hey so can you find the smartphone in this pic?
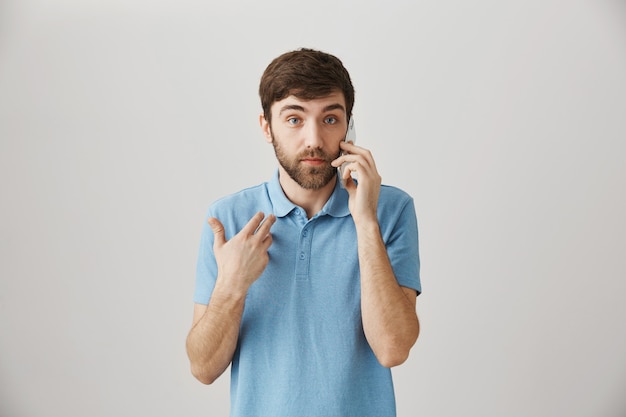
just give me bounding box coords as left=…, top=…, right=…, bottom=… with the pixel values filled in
left=339, top=117, right=356, bottom=181
left=345, top=117, right=356, bottom=144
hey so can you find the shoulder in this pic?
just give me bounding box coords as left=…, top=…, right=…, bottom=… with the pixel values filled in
left=206, top=182, right=273, bottom=228
left=209, top=182, right=269, bottom=211
left=378, top=184, right=414, bottom=208
left=377, top=184, right=417, bottom=227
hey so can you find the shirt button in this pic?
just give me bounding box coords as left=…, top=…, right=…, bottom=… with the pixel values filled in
left=302, top=230, right=308, bottom=237
left=299, top=252, right=305, bottom=260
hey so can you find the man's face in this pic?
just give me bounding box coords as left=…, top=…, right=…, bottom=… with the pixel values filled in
left=261, top=91, right=348, bottom=190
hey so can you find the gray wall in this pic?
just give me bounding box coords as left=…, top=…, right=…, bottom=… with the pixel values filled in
left=1, top=1, right=625, bottom=416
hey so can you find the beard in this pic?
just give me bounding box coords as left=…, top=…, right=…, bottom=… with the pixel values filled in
left=271, top=134, right=340, bottom=190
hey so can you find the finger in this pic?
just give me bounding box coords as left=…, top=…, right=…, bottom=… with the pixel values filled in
left=332, top=154, right=356, bottom=169
left=344, top=160, right=363, bottom=179
left=334, top=153, right=363, bottom=167
left=339, top=143, right=375, bottom=169
left=339, top=140, right=357, bottom=152
left=241, top=212, right=266, bottom=235
left=261, top=233, right=273, bottom=249
left=362, top=148, right=377, bottom=171
left=255, top=213, right=276, bottom=238
left=341, top=162, right=356, bottom=189
left=343, top=175, right=356, bottom=193
left=207, top=217, right=226, bottom=247
left=332, top=142, right=354, bottom=167
left=331, top=153, right=346, bottom=167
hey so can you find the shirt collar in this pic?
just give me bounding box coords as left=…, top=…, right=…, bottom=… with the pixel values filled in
left=267, top=169, right=351, bottom=218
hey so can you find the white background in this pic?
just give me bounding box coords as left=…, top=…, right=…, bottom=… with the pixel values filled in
left=1, top=1, right=625, bottom=416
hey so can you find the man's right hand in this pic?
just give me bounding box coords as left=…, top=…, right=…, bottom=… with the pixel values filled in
left=208, top=212, right=276, bottom=295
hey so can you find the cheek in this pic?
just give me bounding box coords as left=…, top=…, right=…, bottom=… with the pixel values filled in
left=332, top=138, right=344, bottom=156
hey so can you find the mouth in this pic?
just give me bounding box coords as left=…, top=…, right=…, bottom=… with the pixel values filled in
left=300, top=158, right=326, bottom=166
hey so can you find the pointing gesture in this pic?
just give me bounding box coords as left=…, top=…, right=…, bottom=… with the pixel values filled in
left=208, top=212, right=276, bottom=295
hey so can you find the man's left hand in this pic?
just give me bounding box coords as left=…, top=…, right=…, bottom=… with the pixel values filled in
left=331, top=141, right=381, bottom=226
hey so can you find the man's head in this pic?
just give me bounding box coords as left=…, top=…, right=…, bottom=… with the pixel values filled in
left=259, top=48, right=355, bottom=123
left=258, top=49, right=355, bottom=191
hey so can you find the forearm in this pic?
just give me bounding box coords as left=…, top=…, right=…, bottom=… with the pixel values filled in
left=188, top=213, right=275, bottom=384
left=186, top=284, right=246, bottom=384
left=357, top=221, right=420, bottom=368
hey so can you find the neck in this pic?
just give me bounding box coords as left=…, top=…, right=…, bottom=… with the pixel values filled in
left=277, top=166, right=337, bottom=219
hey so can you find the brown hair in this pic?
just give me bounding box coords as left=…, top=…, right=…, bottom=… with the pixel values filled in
left=259, top=48, right=355, bottom=122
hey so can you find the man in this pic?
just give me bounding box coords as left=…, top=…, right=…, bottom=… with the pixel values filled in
left=186, top=48, right=421, bottom=417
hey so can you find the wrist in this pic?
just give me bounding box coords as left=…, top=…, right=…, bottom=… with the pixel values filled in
left=354, top=215, right=380, bottom=232
left=212, top=277, right=249, bottom=303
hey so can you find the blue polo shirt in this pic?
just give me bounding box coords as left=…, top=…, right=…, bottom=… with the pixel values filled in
left=194, top=170, right=421, bottom=417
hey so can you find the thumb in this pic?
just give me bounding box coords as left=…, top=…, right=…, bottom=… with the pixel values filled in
left=342, top=175, right=356, bottom=195
left=207, top=217, right=226, bottom=247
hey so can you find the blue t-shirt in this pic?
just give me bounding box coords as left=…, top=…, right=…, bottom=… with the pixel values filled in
left=194, top=170, right=421, bottom=417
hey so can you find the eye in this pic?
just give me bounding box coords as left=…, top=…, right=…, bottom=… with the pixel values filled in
left=324, top=116, right=338, bottom=125
left=287, top=117, right=300, bottom=125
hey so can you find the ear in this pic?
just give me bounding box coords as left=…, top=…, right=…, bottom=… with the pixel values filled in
left=259, top=114, right=272, bottom=143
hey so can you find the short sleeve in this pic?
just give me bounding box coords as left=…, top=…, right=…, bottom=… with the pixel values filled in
left=382, top=194, right=421, bottom=295
left=193, top=209, right=218, bottom=304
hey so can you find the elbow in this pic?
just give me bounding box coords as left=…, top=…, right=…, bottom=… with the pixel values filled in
left=188, top=353, right=225, bottom=385
left=186, top=339, right=226, bottom=385
left=376, top=348, right=411, bottom=368
left=375, top=327, right=420, bottom=368
left=190, top=364, right=219, bottom=385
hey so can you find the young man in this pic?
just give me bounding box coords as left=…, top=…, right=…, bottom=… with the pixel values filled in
left=186, top=48, right=421, bottom=417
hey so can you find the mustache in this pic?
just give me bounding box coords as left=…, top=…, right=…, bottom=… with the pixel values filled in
left=298, top=149, right=338, bottom=162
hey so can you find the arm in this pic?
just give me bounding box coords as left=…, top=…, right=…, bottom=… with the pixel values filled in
left=357, top=223, right=420, bottom=368
left=332, top=142, right=420, bottom=368
left=186, top=212, right=276, bottom=384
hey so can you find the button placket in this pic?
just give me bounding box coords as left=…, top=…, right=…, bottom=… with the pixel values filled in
left=295, top=223, right=313, bottom=281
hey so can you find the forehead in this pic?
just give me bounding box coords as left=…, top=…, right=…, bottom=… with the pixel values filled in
left=271, top=90, right=347, bottom=115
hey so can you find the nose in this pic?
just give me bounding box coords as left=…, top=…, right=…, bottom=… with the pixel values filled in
left=303, top=121, right=324, bottom=149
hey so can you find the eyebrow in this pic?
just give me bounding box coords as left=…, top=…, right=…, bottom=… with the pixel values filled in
left=322, top=103, right=346, bottom=113
left=279, top=104, right=305, bottom=115
left=278, top=103, right=346, bottom=116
